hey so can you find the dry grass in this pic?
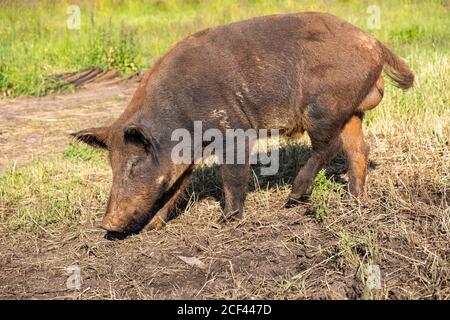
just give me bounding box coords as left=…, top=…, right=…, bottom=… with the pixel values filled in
left=0, top=109, right=448, bottom=299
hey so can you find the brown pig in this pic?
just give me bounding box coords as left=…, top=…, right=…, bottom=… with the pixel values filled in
left=72, top=12, right=414, bottom=234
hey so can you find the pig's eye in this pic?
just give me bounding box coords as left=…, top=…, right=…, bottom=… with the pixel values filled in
left=128, top=157, right=143, bottom=176
left=130, top=158, right=140, bottom=168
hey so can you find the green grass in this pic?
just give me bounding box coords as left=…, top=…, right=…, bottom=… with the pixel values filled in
left=0, top=0, right=449, bottom=97
left=0, top=147, right=110, bottom=232
left=62, top=142, right=107, bottom=163
left=310, top=170, right=344, bottom=221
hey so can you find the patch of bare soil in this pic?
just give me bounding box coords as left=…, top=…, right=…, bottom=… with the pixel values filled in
left=0, top=70, right=140, bottom=172
left=0, top=184, right=447, bottom=299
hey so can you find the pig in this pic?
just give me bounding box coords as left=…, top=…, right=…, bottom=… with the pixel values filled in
left=72, top=12, right=414, bottom=234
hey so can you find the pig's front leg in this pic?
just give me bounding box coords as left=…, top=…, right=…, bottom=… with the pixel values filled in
left=145, top=170, right=193, bottom=230
left=145, top=207, right=170, bottom=230
left=219, top=162, right=251, bottom=222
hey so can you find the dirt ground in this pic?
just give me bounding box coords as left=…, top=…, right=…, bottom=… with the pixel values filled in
left=0, top=77, right=448, bottom=300
left=0, top=74, right=139, bottom=172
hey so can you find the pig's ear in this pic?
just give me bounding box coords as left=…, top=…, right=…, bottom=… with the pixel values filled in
left=70, top=127, right=110, bottom=149
left=124, top=124, right=159, bottom=157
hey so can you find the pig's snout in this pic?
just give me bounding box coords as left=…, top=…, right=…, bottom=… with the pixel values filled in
left=100, top=209, right=150, bottom=234
left=100, top=215, right=126, bottom=233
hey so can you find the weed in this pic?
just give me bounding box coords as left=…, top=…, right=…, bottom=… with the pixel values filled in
left=310, top=170, right=344, bottom=221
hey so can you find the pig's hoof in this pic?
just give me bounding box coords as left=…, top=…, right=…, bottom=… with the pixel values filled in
left=285, top=194, right=308, bottom=208
left=145, top=217, right=166, bottom=231
left=218, top=209, right=243, bottom=224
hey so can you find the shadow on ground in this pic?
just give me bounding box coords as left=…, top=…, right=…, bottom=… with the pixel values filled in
left=169, top=142, right=379, bottom=222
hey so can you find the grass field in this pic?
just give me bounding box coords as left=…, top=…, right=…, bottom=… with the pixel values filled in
left=0, top=0, right=449, bottom=299
left=1, top=0, right=449, bottom=97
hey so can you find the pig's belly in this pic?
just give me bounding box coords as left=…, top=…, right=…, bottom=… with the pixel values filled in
left=246, top=102, right=302, bottom=134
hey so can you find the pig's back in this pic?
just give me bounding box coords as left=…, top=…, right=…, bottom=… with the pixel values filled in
left=153, top=13, right=382, bottom=131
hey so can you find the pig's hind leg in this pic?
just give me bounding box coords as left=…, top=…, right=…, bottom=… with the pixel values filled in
left=286, top=129, right=341, bottom=206
left=340, top=76, right=383, bottom=197
left=340, top=114, right=370, bottom=197
left=286, top=76, right=381, bottom=205
left=286, top=99, right=349, bottom=206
